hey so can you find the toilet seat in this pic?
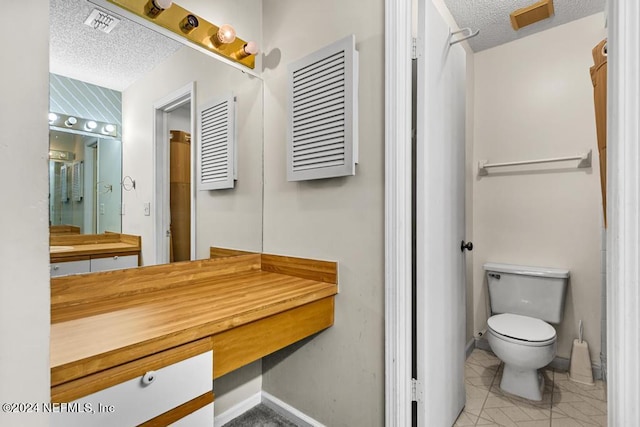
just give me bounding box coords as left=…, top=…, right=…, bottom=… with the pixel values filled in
left=488, top=313, right=556, bottom=347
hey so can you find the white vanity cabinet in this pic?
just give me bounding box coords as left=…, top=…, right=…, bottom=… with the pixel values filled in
left=90, top=254, right=138, bottom=272
left=51, top=349, right=213, bottom=427
left=49, top=233, right=142, bottom=277
left=169, top=403, right=215, bottom=426
left=50, top=259, right=91, bottom=277
left=50, top=254, right=139, bottom=277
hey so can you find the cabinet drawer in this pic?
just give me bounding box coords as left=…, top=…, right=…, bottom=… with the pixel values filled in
left=51, top=350, right=212, bottom=427
left=90, top=254, right=138, bottom=272
left=50, top=260, right=91, bottom=277
left=170, top=402, right=213, bottom=426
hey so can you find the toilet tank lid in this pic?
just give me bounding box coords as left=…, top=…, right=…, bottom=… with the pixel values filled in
left=483, top=262, right=569, bottom=279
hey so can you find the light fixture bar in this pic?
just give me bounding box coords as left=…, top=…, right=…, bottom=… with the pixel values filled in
left=49, top=112, right=118, bottom=137
left=105, top=0, right=256, bottom=69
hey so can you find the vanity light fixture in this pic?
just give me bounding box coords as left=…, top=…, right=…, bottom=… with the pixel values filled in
left=104, top=0, right=256, bottom=69
left=51, top=112, right=117, bottom=137
left=144, top=0, right=172, bottom=18
left=233, top=41, right=259, bottom=60
left=211, top=24, right=236, bottom=48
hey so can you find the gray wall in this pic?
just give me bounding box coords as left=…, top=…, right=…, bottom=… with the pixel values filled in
left=261, top=0, right=385, bottom=425
left=0, top=1, right=50, bottom=426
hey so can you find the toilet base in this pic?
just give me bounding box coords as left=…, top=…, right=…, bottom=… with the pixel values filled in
left=500, top=364, right=545, bottom=401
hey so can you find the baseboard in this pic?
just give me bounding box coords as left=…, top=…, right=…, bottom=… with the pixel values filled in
left=474, top=337, right=603, bottom=380
left=261, top=391, right=326, bottom=427
left=548, top=356, right=570, bottom=372
left=465, top=338, right=475, bottom=359
left=214, top=391, right=261, bottom=427
left=474, top=337, right=491, bottom=352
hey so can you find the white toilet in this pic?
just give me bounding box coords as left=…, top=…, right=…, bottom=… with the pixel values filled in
left=484, top=262, right=569, bottom=401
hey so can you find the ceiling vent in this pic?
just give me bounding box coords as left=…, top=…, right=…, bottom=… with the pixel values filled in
left=83, top=9, right=121, bottom=34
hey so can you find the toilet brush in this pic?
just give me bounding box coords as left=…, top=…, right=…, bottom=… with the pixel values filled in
left=569, top=320, right=595, bottom=385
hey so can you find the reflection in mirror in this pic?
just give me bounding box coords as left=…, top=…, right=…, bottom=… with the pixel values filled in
left=48, top=130, right=122, bottom=234
left=49, top=0, right=263, bottom=270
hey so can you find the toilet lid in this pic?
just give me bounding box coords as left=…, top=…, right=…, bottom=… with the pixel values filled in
left=488, top=313, right=556, bottom=342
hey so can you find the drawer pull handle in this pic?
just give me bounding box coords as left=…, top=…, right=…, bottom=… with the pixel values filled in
left=113, top=256, right=119, bottom=260
left=141, top=371, right=157, bottom=386
left=52, top=266, right=59, bottom=270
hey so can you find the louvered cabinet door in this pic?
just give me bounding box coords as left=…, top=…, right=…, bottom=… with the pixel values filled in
left=197, top=94, right=236, bottom=190
left=287, top=34, right=359, bottom=181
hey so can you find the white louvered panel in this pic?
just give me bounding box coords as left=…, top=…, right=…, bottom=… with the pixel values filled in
left=60, top=164, right=69, bottom=203
left=287, top=34, right=359, bottom=181
left=72, top=161, right=84, bottom=202
left=198, top=94, right=235, bottom=190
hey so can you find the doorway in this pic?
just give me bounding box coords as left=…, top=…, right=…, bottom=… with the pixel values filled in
left=153, top=82, right=196, bottom=264
left=386, top=1, right=640, bottom=426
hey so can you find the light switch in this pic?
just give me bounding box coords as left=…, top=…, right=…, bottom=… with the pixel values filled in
left=144, top=202, right=151, bottom=216
left=100, top=203, right=105, bottom=215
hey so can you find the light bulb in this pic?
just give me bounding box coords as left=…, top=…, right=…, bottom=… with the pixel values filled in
left=65, top=117, right=77, bottom=127
left=179, top=14, right=199, bottom=34
left=145, top=0, right=172, bottom=18
left=234, top=41, right=259, bottom=59
left=212, top=24, right=236, bottom=47
left=85, top=120, right=97, bottom=130
left=244, top=41, right=259, bottom=55
left=103, top=124, right=116, bottom=134
left=48, top=113, right=58, bottom=123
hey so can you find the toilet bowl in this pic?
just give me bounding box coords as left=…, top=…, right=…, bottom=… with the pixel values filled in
left=483, top=262, right=568, bottom=401
left=487, top=313, right=557, bottom=401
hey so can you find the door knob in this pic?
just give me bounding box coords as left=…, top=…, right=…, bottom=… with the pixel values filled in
left=461, top=241, right=473, bottom=252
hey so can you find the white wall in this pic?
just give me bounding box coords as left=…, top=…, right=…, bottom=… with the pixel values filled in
left=472, top=14, right=606, bottom=364
left=0, top=1, right=50, bottom=426
left=122, top=45, right=263, bottom=264
left=261, top=0, right=385, bottom=425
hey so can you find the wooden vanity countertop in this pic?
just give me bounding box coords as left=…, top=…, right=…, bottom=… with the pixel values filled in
left=50, top=233, right=141, bottom=262
left=50, top=252, right=337, bottom=389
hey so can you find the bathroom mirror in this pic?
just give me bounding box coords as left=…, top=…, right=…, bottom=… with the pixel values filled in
left=49, top=0, right=264, bottom=265
left=48, top=129, right=122, bottom=234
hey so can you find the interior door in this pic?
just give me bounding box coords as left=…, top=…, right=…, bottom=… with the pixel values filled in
left=415, top=0, right=467, bottom=425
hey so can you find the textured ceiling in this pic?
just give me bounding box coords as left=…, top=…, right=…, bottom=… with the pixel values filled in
left=442, top=0, right=606, bottom=52
left=51, top=0, right=607, bottom=89
left=50, top=0, right=182, bottom=91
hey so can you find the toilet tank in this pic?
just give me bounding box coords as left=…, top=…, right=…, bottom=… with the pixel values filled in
left=484, top=263, right=569, bottom=324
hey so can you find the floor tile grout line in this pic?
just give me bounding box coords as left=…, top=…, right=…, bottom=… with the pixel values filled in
left=548, top=368, right=555, bottom=427
left=473, top=356, right=502, bottom=426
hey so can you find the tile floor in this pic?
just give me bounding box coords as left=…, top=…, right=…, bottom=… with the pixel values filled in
left=455, top=349, right=607, bottom=427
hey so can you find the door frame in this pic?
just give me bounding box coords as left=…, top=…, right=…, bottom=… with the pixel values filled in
left=384, top=0, right=413, bottom=425
left=384, top=0, right=640, bottom=425
left=605, top=1, right=640, bottom=425
left=153, top=82, right=197, bottom=264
